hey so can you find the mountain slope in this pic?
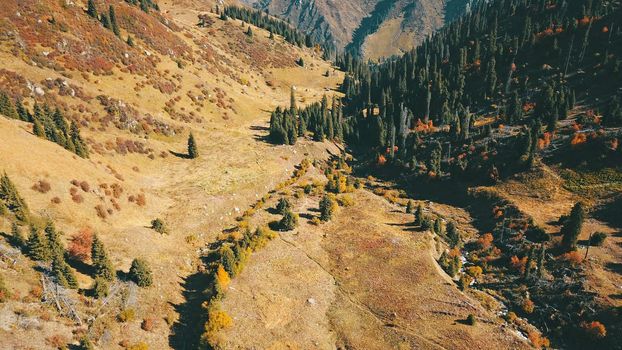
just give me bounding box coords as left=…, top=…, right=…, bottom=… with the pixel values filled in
left=249, top=0, right=471, bottom=59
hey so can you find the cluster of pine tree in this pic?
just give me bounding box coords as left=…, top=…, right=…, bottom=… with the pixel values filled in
left=221, top=6, right=336, bottom=57
left=0, top=173, right=29, bottom=222
left=125, top=0, right=160, bottom=13
left=87, top=0, right=122, bottom=37
left=269, top=90, right=345, bottom=145
left=0, top=95, right=89, bottom=158
left=25, top=223, right=79, bottom=289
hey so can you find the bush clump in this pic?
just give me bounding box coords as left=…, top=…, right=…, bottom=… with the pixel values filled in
left=151, top=218, right=168, bottom=234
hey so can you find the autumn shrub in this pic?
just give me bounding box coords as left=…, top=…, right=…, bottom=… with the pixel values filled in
left=522, top=298, right=535, bottom=314
left=581, top=320, right=607, bottom=339
left=527, top=331, right=550, bottom=348
left=477, top=233, right=494, bottom=250
left=32, top=180, right=51, bottom=193
left=51, top=197, right=61, bottom=204
left=0, top=275, right=11, bottom=303
left=72, top=194, right=84, bottom=203
left=117, top=308, right=135, bottom=322
left=67, top=228, right=93, bottom=262
left=336, top=194, right=354, bottom=207
left=95, top=205, right=107, bottom=219
left=561, top=250, right=583, bottom=266
left=201, top=302, right=233, bottom=347
left=128, top=342, right=149, bottom=350
left=136, top=193, right=147, bottom=206
left=466, top=266, right=483, bottom=279
left=80, top=181, right=90, bottom=192
left=510, top=255, right=528, bottom=274
left=141, top=318, right=155, bottom=331
left=459, top=274, right=473, bottom=290
left=46, top=334, right=69, bottom=349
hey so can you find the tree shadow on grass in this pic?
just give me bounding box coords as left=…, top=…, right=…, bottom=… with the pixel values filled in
left=169, top=268, right=211, bottom=350
left=169, top=150, right=191, bottom=159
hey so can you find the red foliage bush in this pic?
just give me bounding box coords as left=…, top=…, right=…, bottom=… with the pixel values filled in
left=68, top=228, right=93, bottom=262
left=95, top=205, right=107, bottom=219
left=51, top=197, right=61, bottom=204
left=72, top=194, right=84, bottom=203
left=581, top=321, right=607, bottom=339
left=141, top=318, right=155, bottom=331
left=32, top=180, right=51, bottom=193
left=80, top=181, right=90, bottom=192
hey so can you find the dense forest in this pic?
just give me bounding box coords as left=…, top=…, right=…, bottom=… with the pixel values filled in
left=273, top=0, right=622, bottom=181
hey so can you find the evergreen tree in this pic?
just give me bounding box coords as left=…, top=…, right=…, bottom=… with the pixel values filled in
left=506, top=91, right=523, bottom=124
left=0, top=172, right=29, bottom=222
left=91, top=235, right=114, bottom=281
left=405, top=200, right=413, bottom=214
left=10, top=222, right=25, bottom=248
left=87, top=0, right=98, bottom=19
left=279, top=210, right=299, bottom=230
left=414, top=204, right=424, bottom=225
left=446, top=221, right=460, bottom=248
left=44, top=222, right=64, bottom=260
left=129, top=258, right=153, bottom=287
left=70, top=121, right=89, bottom=158
left=127, top=35, right=135, bottom=47
left=0, top=92, right=18, bottom=119
left=33, top=118, right=45, bottom=138
left=26, top=226, right=51, bottom=262
left=276, top=197, right=291, bottom=215
left=109, top=5, right=120, bottom=37
left=219, top=245, right=237, bottom=277
left=319, top=195, right=334, bottom=222
left=290, top=86, right=296, bottom=115
left=187, top=133, right=198, bottom=159
left=561, top=202, right=585, bottom=251
left=52, top=254, right=78, bottom=289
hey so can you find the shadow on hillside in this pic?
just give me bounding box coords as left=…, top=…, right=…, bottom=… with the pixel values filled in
left=169, top=265, right=211, bottom=350
left=169, top=150, right=191, bottom=159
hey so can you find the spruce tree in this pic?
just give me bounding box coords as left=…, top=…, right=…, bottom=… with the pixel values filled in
left=405, top=200, right=413, bottom=213
left=279, top=210, right=299, bottom=230
left=561, top=202, right=585, bottom=251
left=446, top=221, right=460, bottom=248
left=0, top=172, right=29, bottom=222
left=52, top=255, right=78, bottom=289
left=220, top=246, right=237, bottom=277
left=70, top=121, right=88, bottom=158
left=87, top=0, right=98, bottom=19
left=414, top=204, right=424, bottom=225
left=129, top=258, right=153, bottom=287
left=127, top=35, right=135, bottom=47
left=10, top=222, right=25, bottom=248
left=319, top=195, right=334, bottom=222
left=187, top=133, right=198, bottom=159
left=26, top=226, right=51, bottom=262
left=44, top=222, right=64, bottom=260
left=91, top=235, right=114, bottom=281
left=109, top=5, right=120, bottom=37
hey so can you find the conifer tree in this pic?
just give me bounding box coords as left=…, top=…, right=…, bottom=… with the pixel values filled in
left=0, top=172, right=29, bottom=222
left=10, top=222, right=25, bottom=248
left=187, top=133, right=198, bottom=159
left=27, top=226, right=51, bottom=262
left=319, top=195, right=334, bottom=222
left=279, top=210, right=299, bottom=230
left=446, top=221, right=460, bottom=248
left=561, top=202, right=585, bottom=251
left=220, top=245, right=237, bottom=277
left=44, top=222, right=64, bottom=260
left=127, top=35, right=135, bottom=47
left=414, top=204, right=424, bottom=225
left=109, top=5, right=120, bottom=37
left=70, top=121, right=88, bottom=158
left=91, top=235, right=114, bottom=281
left=129, top=258, right=152, bottom=287
left=87, top=0, right=98, bottom=19
left=33, top=118, right=45, bottom=138
left=405, top=200, right=413, bottom=213
left=0, top=92, right=18, bottom=119
left=52, top=254, right=78, bottom=289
